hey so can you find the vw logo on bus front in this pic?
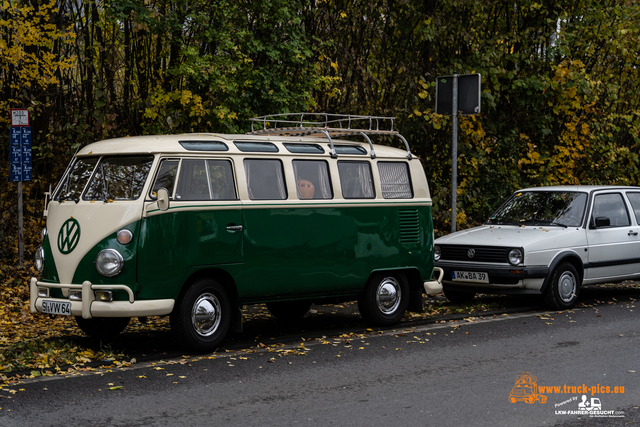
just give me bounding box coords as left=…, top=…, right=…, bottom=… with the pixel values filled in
left=58, top=218, right=81, bottom=254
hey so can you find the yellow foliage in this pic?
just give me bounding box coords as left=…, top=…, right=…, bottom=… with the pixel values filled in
left=0, top=0, right=76, bottom=126
left=456, top=211, right=467, bottom=229
left=144, top=88, right=208, bottom=123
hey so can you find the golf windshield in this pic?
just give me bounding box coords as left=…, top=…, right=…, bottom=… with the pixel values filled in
left=486, top=191, right=587, bottom=227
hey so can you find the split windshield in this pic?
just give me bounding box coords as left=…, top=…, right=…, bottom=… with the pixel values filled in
left=54, top=155, right=154, bottom=202
left=486, top=191, right=587, bottom=227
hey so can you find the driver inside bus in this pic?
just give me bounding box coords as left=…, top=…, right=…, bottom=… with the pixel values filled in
left=297, top=179, right=315, bottom=199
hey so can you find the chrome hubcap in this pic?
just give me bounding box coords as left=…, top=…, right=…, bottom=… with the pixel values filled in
left=558, top=271, right=576, bottom=302
left=191, top=293, right=221, bottom=337
left=376, top=277, right=401, bottom=314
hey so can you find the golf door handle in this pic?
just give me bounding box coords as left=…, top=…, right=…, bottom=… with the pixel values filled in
left=226, top=224, right=243, bottom=232
left=629, top=230, right=638, bottom=236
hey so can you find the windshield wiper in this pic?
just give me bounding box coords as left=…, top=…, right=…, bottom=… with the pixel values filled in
left=518, top=219, right=540, bottom=226
left=520, top=219, right=569, bottom=227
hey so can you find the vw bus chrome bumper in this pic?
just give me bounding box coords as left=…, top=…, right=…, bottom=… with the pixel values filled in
left=423, top=267, right=444, bottom=294
left=29, top=278, right=174, bottom=319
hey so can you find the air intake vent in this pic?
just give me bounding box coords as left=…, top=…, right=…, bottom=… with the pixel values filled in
left=439, top=245, right=509, bottom=263
left=399, top=209, right=420, bottom=244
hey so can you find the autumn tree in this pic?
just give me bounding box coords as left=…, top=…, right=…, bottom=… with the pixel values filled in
left=311, top=0, right=640, bottom=232
left=2, top=0, right=640, bottom=260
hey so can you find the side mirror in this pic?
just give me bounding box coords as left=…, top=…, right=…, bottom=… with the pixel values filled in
left=594, top=216, right=610, bottom=228
left=157, top=188, right=170, bottom=211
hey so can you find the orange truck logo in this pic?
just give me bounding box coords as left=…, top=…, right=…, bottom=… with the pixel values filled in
left=509, top=372, right=547, bottom=404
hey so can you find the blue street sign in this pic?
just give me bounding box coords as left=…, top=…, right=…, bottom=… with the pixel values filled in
left=10, top=144, right=21, bottom=164
left=9, top=126, right=32, bottom=182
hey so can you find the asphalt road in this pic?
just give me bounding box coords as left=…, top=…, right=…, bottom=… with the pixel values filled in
left=1, top=290, right=639, bottom=427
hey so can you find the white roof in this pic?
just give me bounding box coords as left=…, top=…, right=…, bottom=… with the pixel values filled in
left=76, top=133, right=414, bottom=159
left=516, top=185, right=640, bottom=193
left=514, top=185, right=640, bottom=193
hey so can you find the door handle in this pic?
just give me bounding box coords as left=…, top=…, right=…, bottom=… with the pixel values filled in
left=226, top=225, right=243, bottom=232
left=629, top=230, right=638, bottom=236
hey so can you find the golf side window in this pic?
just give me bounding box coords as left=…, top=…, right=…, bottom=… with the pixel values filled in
left=591, top=193, right=630, bottom=228
left=625, top=192, right=640, bottom=224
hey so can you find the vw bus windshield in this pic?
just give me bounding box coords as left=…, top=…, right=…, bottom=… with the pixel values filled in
left=54, top=156, right=154, bottom=202
left=84, top=156, right=154, bottom=201
left=486, top=191, right=587, bottom=227
left=54, top=157, right=99, bottom=202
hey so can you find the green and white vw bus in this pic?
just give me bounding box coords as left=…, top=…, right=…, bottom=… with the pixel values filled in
left=30, top=114, right=443, bottom=351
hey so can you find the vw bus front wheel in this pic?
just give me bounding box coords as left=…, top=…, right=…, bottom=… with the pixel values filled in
left=358, top=272, right=409, bottom=326
left=75, top=316, right=130, bottom=339
left=171, top=278, right=231, bottom=352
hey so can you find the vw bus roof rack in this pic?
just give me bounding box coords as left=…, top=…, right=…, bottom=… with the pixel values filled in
left=247, top=113, right=413, bottom=160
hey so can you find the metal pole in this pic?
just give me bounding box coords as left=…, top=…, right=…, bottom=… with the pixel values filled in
left=18, top=181, right=24, bottom=267
left=451, top=74, right=459, bottom=233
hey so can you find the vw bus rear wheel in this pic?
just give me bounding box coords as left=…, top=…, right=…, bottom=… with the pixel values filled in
left=75, top=316, right=130, bottom=339
left=171, top=278, right=231, bottom=352
left=266, top=300, right=312, bottom=321
left=358, top=272, right=409, bottom=326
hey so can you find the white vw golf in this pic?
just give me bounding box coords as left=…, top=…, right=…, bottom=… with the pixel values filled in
left=435, top=186, right=640, bottom=309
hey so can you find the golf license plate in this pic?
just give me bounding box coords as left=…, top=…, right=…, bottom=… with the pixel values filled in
left=451, top=270, right=489, bottom=283
left=42, top=300, right=71, bottom=315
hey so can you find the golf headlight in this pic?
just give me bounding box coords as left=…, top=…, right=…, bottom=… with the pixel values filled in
left=95, top=249, right=124, bottom=277
left=35, top=246, right=45, bottom=271
left=508, top=248, right=523, bottom=265
left=434, top=245, right=441, bottom=261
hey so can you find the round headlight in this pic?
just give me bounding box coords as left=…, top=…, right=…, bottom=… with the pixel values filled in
left=40, top=228, right=47, bottom=242
left=508, top=248, right=523, bottom=265
left=95, top=249, right=124, bottom=277
left=35, top=246, right=45, bottom=271
left=434, top=245, right=441, bottom=261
